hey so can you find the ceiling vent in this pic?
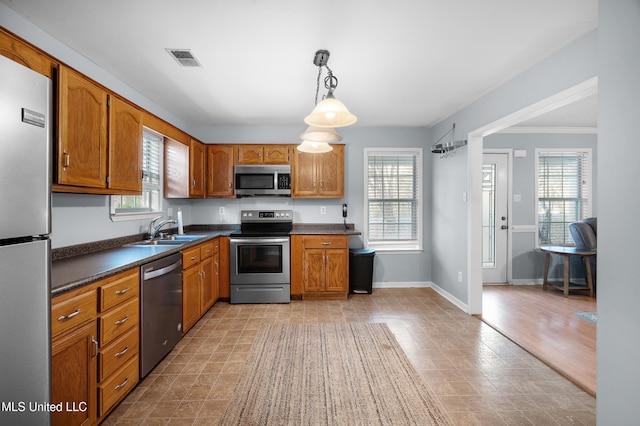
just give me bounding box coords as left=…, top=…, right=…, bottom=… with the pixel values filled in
left=166, top=49, right=202, bottom=67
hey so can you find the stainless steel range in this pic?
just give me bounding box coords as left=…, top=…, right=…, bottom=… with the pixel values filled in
left=229, top=210, right=292, bottom=304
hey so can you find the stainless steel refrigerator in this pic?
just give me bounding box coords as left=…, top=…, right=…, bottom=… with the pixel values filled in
left=0, top=54, right=52, bottom=425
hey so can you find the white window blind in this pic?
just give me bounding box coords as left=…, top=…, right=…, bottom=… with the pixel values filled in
left=110, top=129, right=163, bottom=220
left=536, top=150, right=591, bottom=246
left=365, top=148, right=422, bottom=251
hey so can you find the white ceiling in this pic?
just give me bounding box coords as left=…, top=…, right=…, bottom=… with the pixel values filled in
left=2, top=0, right=598, bottom=129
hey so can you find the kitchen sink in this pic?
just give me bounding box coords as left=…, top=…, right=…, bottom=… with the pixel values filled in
left=126, top=234, right=206, bottom=247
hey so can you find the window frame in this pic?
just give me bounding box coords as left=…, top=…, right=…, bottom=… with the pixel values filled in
left=363, top=147, right=423, bottom=253
left=109, top=127, right=164, bottom=222
left=534, top=148, right=592, bottom=247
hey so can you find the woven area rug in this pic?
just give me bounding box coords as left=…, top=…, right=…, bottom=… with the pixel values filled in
left=220, top=323, right=452, bottom=426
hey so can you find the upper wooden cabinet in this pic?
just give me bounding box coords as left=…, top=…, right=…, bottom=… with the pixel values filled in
left=56, top=65, right=143, bottom=194
left=189, top=138, right=206, bottom=198
left=0, top=28, right=55, bottom=78
left=57, top=66, right=108, bottom=189
left=292, top=144, right=344, bottom=198
left=108, top=96, right=142, bottom=192
left=236, top=144, right=290, bottom=165
left=207, top=145, right=235, bottom=197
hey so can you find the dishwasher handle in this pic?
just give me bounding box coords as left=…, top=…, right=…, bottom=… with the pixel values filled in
left=143, top=260, right=182, bottom=280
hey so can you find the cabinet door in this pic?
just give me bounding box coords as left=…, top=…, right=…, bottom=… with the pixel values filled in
left=303, top=249, right=327, bottom=292
left=236, top=145, right=263, bottom=164
left=264, top=145, right=290, bottom=164
left=325, top=249, right=348, bottom=292
left=51, top=321, right=98, bottom=426
left=164, top=139, right=190, bottom=198
left=317, top=144, right=344, bottom=197
left=182, top=265, right=201, bottom=333
left=108, top=96, right=142, bottom=192
left=200, top=257, right=215, bottom=313
left=189, top=139, right=205, bottom=198
left=207, top=145, right=235, bottom=197
left=292, top=149, right=318, bottom=197
left=58, top=66, right=108, bottom=188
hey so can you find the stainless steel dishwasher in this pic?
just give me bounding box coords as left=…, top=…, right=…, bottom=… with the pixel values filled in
left=140, top=252, right=183, bottom=378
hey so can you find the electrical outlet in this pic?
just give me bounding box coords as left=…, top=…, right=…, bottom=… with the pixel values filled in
left=167, top=207, right=173, bottom=218
left=320, top=206, right=327, bottom=215
left=219, top=207, right=225, bottom=216
left=458, top=271, right=463, bottom=282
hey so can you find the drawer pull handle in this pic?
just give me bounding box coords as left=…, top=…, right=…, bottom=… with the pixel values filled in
left=321, top=242, right=332, bottom=245
left=114, top=377, right=129, bottom=391
left=57, top=309, right=81, bottom=321
left=190, top=256, right=197, bottom=261
left=114, top=315, right=129, bottom=326
left=114, top=346, right=129, bottom=358
left=114, top=287, right=130, bottom=295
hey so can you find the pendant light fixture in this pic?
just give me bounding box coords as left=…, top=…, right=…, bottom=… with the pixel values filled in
left=298, top=50, right=356, bottom=153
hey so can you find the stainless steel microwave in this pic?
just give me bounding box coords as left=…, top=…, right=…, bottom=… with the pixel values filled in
left=234, top=165, right=291, bottom=197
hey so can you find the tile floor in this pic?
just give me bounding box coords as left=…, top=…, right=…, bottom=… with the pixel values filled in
left=103, top=288, right=595, bottom=425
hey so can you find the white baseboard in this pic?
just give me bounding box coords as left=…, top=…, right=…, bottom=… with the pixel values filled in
left=429, top=282, right=469, bottom=313
left=373, top=281, right=431, bottom=288
left=507, top=278, right=544, bottom=285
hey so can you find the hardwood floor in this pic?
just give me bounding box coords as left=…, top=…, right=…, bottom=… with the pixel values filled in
left=481, top=285, right=596, bottom=396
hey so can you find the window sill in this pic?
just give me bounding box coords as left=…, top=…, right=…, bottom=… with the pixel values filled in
left=110, top=212, right=163, bottom=222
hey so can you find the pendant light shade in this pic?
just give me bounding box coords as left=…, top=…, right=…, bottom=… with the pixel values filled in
left=300, top=126, right=343, bottom=143
left=297, top=140, right=334, bottom=153
left=304, top=96, right=357, bottom=128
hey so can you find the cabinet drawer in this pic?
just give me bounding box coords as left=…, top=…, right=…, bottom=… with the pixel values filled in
left=98, top=356, right=138, bottom=417
left=99, top=326, right=138, bottom=382
left=182, top=246, right=201, bottom=269
left=99, top=269, right=139, bottom=312
left=302, top=235, right=348, bottom=249
left=51, top=290, right=97, bottom=338
left=100, top=298, right=138, bottom=346
left=200, top=241, right=214, bottom=260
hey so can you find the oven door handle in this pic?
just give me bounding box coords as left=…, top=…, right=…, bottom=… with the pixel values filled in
left=230, top=237, right=289, bottom=245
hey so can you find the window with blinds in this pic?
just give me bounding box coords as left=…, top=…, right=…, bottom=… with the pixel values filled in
left=364, top=148, right=422, bottom=251
left=110, top=129, right=163, bottom=219
left=535, top=149, right=591, bottom=246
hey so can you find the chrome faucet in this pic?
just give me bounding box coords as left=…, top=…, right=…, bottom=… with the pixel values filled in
left=149, top=217, right=178, bottom=239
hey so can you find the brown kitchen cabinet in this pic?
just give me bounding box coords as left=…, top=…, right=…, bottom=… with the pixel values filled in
left=207, top=145, right=235, bottom=197
left=107, top=96, right=143, bottom=192
left=57, top=65, right=108, bottom=189
left=182, top=239, right=219, bottom=333
left=236, top=144, right=291, bottom=165
left=189, top=138, right=206, bottom=197
left=292, top=144, right=344, bottom=198
left=291, top=235, right=349, bottom=300
left=51, top=286, right=98, bottom=426
left=56, top=65, right=143, bottom=194
left=51, top=268, right=140, bottom=426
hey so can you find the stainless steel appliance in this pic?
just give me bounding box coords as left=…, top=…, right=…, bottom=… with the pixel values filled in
left=0, top=55, right=52, bottom=425
left=140, top=253, right=183, bottom=378
left=234, top=165, right=291, bottom=197
left=229, top=210, right=292, bottom=303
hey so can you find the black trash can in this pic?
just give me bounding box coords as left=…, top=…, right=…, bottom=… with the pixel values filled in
left=349, top=248, right=375, bottom=294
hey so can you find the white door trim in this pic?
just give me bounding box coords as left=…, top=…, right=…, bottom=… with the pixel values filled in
left=466, top=76, right=598, bottom=315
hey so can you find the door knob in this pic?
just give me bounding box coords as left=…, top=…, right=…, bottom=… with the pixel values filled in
left=501, top=225, right=508, bottom=230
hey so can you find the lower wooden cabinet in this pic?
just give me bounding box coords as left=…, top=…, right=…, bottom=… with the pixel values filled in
left=291, top=235, right=349, bottom=300
left=182, top=238, right=219, bottom=333
left=51, top=268, right=140, bottom=426
left=51, top=320, right=98, bottom=426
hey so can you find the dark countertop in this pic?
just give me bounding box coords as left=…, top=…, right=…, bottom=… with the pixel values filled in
left=51, top=230, right=231, bottom=296
left=290, top=223, right=361, bottom=236
left=51, top=223, right=359, bottom=297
